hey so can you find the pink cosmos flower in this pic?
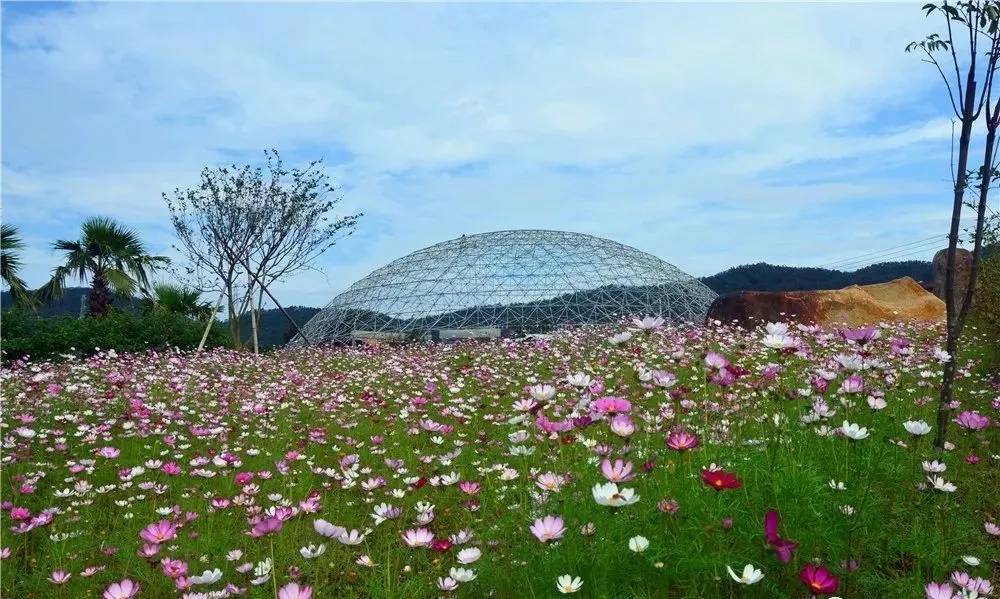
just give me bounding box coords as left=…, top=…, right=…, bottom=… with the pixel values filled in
left=530, top=515, right=566, bottom=543
left=665, top=429, right=700, bottom=451
left=103, top=578, right=140, bottom=599
left=139, top=520, right=177, bottom=545
left=705, top=351, right=729, bottom=369
left=925, top=582, right=953, bottom=599
left=535, top=472, right=565, bottom=492
left=459, top=481, right=481, bottom=495
left=955, top=411, right=990, bottom=431
left=251, top=516, right=283, bottom=537
left=840, top=374, right=864, bottom=394
left=608, top=414, right=635, bottom=437
left=97, top=447, right=121, bottom=459
left=401, top=527, right=434, bottom=548
left=278, top=582, right=312, bottom=599
left=600, top=459, right=634, bottom=483
left=161, top=558, right=188, bottom=578
left=48, top=570, right=71, bottom=585
left=591, top=396, right=631, bottom=414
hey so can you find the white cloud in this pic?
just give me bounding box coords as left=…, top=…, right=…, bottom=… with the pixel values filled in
left=1, top=2, right=969, bottom=306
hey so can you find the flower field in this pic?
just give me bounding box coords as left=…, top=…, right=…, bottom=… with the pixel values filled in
left=1, top=319, right=997, bottom=598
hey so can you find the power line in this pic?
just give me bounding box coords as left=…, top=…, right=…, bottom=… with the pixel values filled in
left=817, top=234, right=946, bottom=269
left=829, top=244, right=946, bottom=271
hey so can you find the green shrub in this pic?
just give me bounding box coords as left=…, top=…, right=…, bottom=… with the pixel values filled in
left=0, top=308, right=229, bottom=363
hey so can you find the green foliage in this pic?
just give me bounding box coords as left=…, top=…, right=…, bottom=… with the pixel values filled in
left=38, top=216, right=169, bottom=318
left=140, top=283, right=216, bottom=320
left=0, top=308, right=229, bottom=363
left=701, top=260, right=933, bottom=295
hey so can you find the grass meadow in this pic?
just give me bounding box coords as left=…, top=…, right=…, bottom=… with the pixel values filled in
left=1, top=319, right=997, bottom=598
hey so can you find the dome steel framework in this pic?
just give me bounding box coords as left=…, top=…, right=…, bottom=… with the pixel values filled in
left=295, top=229, right=717, bottom=343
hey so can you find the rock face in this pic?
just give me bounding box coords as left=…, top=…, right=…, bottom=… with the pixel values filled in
left=932, top=247, right=974, bottom=308
left=706, top=277, right=945, bottom=328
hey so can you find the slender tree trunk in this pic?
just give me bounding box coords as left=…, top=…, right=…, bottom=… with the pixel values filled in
left=226, top=283, right=242, bottom=349
left=197, top=293, right=225, bottom=353
left=88, top=271, right=113, bottom=318
left=934, top=99, right=978, bottom=450
left=250, top=290, right=260, bottom=356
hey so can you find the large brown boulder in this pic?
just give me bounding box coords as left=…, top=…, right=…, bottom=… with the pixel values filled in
left=932, top=247, right=974, bottom=307
left=707, top=277, right=945, bottom=328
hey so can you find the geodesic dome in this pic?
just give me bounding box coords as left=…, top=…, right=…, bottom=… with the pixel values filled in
left=295, top=229, right=717, bottom=343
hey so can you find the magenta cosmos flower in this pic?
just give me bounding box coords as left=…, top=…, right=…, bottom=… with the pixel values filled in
left=665, top=429, right=700, bottom=451
left=799, top=564, right=839, bottom=595
left=763, top=509, right=798, bottom=563
left=139, top=520, right=177, bottom=545
left=925, top=582, right=954, bottom=599
left=955, top=411, right=990, bottom=431
left=530, top=515, right=566, bottom=543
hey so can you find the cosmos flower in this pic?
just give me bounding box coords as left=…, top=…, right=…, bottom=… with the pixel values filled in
left=401, top=528, right=434, bottom=548
left=799, top=564, right=839, bottom=595
left=955, top=411, right=990, bottom=431
left=927, top=476, right=957, bottom=493
left=840, top=421, right=869, bottom=440
left=48, top=570, right=71, bottom=585
left=924, top=582, right=954, bottom=599
left=592, top=482, right=640, bottom=507
left=313, top=519, right=346, bottom=539
left=277, top=582, right=313, bottom=599
left=103, top=579, right=140, bottom=599
left=299, top=544, right=326, bottom=559
left=727, top=564, right=764, bottom=585
left=591, top=396, right=631, bottom=414
left=556, top=575, right=584, bottom=594
left=600, top=459, right=634, bottom=483
left=530, top=515, right=566, bottom=543
left=566, top=372, right=592, bottom=388
left=449, top=567, right=477, bottom=582
left=903, top=420, right=932, bottom=435
left=608, top=414, right=635, bottom=437
left=139, top=520, right=177, bottom=545
left=701, top=468, right=742, bottom=491
left=457, top=547, right=481, bottom=564
left=763, top=509, right=798, bottom=563
left=665, top=429, right=700, bottom=451
left=433, top=576, right=459, bottom=592
left=190, top=569, right=222, bottom=585
left=627, top=535, right=649, bottom=552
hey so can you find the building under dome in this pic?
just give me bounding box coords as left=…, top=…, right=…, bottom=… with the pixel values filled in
left=293, top=229, right=717, bottom=344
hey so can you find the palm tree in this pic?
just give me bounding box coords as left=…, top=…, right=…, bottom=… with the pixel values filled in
left=39, top=217, right=169, bottom=318
left=140, top=283, right=215, bottom=321
left=1, top=224, right=36, bottom=309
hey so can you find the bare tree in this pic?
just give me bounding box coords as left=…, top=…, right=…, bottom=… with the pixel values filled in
left=165, top=150, right=361, bottom=348
left=907, top=0, right=1000, bottom=448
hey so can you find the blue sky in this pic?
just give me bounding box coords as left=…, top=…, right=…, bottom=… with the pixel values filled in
left=1, top=1, right=988, bottom=308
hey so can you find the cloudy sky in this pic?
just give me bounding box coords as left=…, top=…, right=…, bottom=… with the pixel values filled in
left=1, top=1, right=987, bottom=308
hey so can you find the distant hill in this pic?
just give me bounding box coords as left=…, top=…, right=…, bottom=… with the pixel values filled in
left=698, top=260, right=933, bottom=295
left=235, top=306, right=321, bottom=348
left=0, top=258, right=940, bottom=346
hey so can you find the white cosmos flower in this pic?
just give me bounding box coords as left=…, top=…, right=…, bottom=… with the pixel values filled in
left=840, top=421, right=869, bottom=440
left=456, top=547, right=481, bottom=564
left=608, top=332, right=633, bottom=345
left=338, top=529, right=366, bottom=545
left=313, top=519, right=346, bottom=539
left=299, top=544, right=326, bottom=559
left=961, top=555, right=981, bottom=566
left=628, top=535, right=649, bottom=552
left=592, top=482, right=640, bottom=507
left=765, top=322, right=789, bottom=335
left=633, top=315, right=664, bottom=330
left=189, top=569, right=223, bottom=585
left=922, top=460, right=947, bottom=473
left=528, top=384, right=556, bottom=402
left=903, top=420, right=932, bottom=435
left=566, top=372, right=592, bottom=388
left=225, top=550, right=243, bottom=561
left=828, top=480, right=846, bottom=491
left=556, top=574, right=584, bottom=594
left=449, top=567, right=477, bottom=582
left=726, top=564, right=764, bottom=585
left=762, top=333, right=795, bottom=349
left=927, top=475, right=957, bottom=493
